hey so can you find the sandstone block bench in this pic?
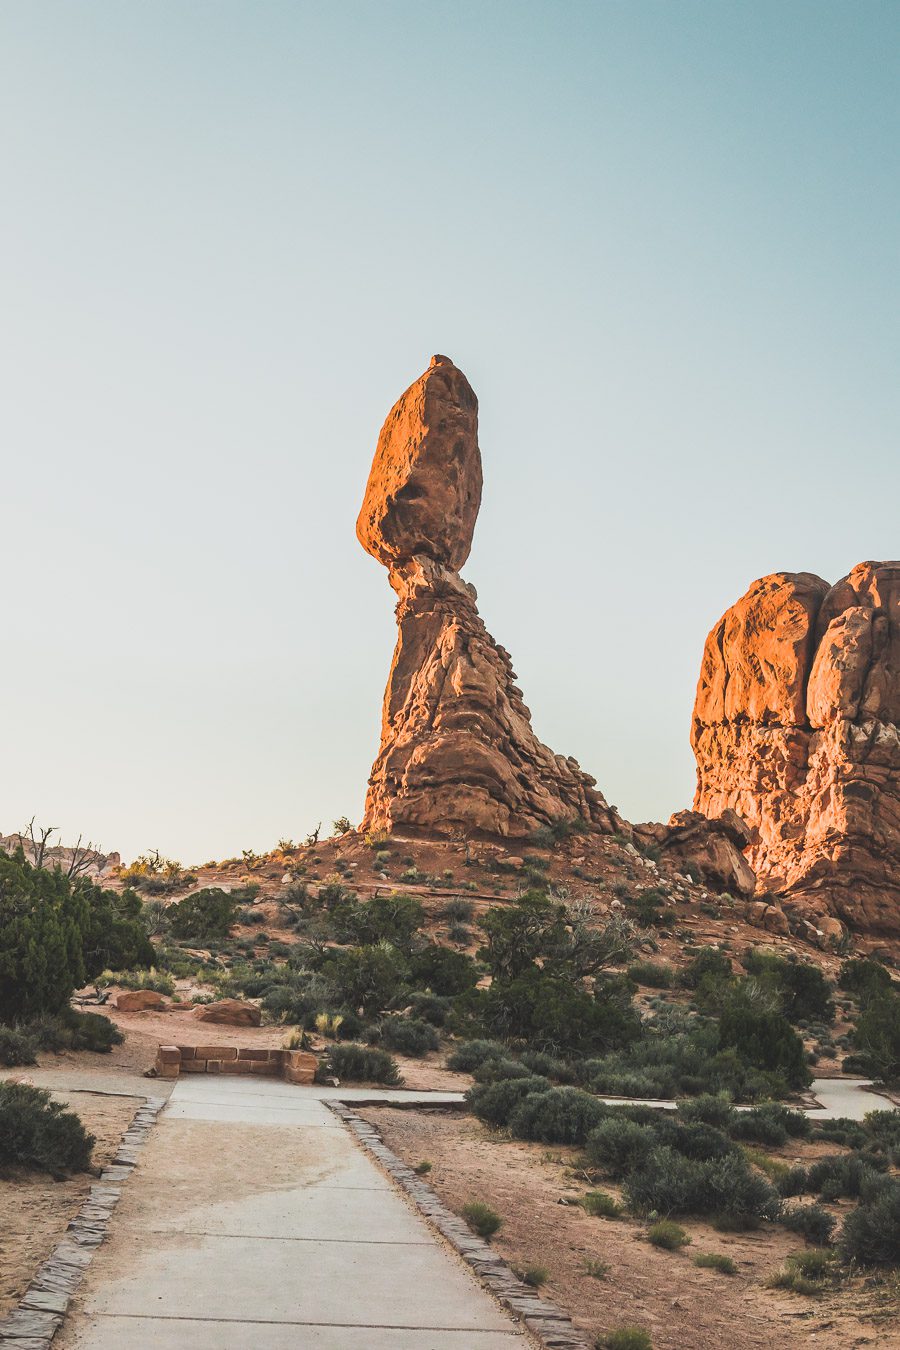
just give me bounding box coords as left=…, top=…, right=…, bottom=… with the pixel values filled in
left=152, top=1044, right=317, bottom=1084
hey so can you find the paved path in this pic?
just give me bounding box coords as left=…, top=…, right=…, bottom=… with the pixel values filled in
left=60, top=1076, right=532, bottom=1350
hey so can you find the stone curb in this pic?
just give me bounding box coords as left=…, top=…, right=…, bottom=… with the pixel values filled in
left=0, top=1096, right=166, bottom=1346
left=327, top=1101, right=591, bottom=1350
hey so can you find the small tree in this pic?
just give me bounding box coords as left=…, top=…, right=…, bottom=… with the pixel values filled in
left=168, top=889, right=238, bottom=943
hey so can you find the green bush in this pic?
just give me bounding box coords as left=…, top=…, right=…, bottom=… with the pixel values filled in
left=461, top=1200, right=502, bottom=1239
left=517, top=1264, right=548, bottom=1287
left=0, top=1025, right=38, bottom=1066
left=472, top=1057, right=532, bottom=1084
left=379, top=1016, right=439, bottom=1057
left=627, top=961, right=675, bottom=988
left=717, top=998, right=810, bottom=1088
left=780, top=1204, right=835, bottom=1246
left=0, top=1082, right=94, bottom=1175
left=839, top=1178, right=900, bottom=1265
left=315, top=1042, right=402, bottom=1086
left=806, top=1153, right=882, bottom=1201
left=586, top=1117, right=654, bottom=1179
left=681, top=947, right=732, bottom=991
left=647, top=1219, right=690, bottom=1250
left=405, top=992, right=452, bottom=1026
left=0, top=851, right=91, bottom=1020
left=331, top=893, right=424, bottom=949
left=507, top=1086, right=607, bottom=1145
left=693, top=1251, right=737, bottom=1274
left=447, top=1039, right=507, bottom=1072
left=596, top=1329, right=652, bottom=1350
left=319, top=944, right=409, bottom=1016
left=466, top=1075, right=552, bottom=1127
left=742, top=949, right=835, bottom=1023
left=408, top=945, right=479, bottom=996
left=168, top=889, right=238, bottom=942
left=850, top=991, right=900, bottom=1084
left=624, top=1147, right=780, bottom=1226
left=519, top=1050, right=576, bottom=1083
left=675, top=1095, right=735, bottom=1129
left=457, top=968, right=639, bottom=1057
left=581, top=1190, right=622, bottom=1217
left=839, top=959, right=893, bottom=1002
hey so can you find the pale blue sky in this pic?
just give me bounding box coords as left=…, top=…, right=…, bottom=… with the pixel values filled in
left=1, top=2, right=897, bottom=863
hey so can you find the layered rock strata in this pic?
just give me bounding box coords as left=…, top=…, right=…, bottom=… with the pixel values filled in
left=357, top=355, right=619, bottom=839
left=692, top=562, right=900, bottom=932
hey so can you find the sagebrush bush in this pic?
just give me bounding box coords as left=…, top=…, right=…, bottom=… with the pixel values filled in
left=693, top=1251, right=737, bottom=1274
left=449, top=1039, right=511, bottom=1072
left=647, top=1219, right=690, bottom=1250
left=675, top=1095, right=735, bottom=1129
left=586, top=1117, right=654, bottom=1179
left=461, top=1200, right=502, bottom=1239
left=0, top=1025, right=38, bottom=1067
left=507, top=1086, right=607, bottom=1145
left=379, top=1016, right=439, bottom=1058
left=625, top=1147, right=780, bottom=1226
left=315, top=1043, right=401, bottom=1086
left=840, top=1177, right=900, bottom=1265
left=780, top=1204, right=835, bottom=1246
left=472, top=1057, right=532, bottom=1084
left=596, top=1328, right=653, bottom=1350
left=582, top=1190, right=622, bottom=1218
left=466, top=1075, right=552, bottom=1128
left=627, top=962, right=675, bottom=988
left=0, top=1082, right=94, bottom=1175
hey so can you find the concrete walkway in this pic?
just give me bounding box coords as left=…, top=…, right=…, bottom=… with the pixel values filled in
left=60, top=1076, right=532, bottom=1350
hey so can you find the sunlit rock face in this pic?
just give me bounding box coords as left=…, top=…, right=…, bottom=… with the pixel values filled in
left=357, top=355, right=620, bottom=839
left=692, top=562, right=900, bottom=933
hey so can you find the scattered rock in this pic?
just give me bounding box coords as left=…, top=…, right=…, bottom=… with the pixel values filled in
left=110, top=989, right=167, bottom=1012
left=192, top=999, right=261, bottom=1027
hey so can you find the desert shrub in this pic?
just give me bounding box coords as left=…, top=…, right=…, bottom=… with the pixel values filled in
left=681, top=947, right=732, bottom=991
left=693, top=1251, right=737, bottom=1273
left=717, top=997, right=810, bottom=1088
left=839, top=1177, right=900, bottom=1265
left=582, top=1190, right=622, bottom=1217
left=780, top=1204, right=835, bottom=1246
left=806, top=1153, right=883, bottom=1201
left=656, top=1119, right=737, bottom=1161
left=850, top=991, right=900, bottom=1084
left=626, top=889, right=674, bottom=930
left=0, top=1025, right=38, bottom=1066
left=408, top=945, right=479, bottom=995
left=442, top=898, right=474, bottom=924
left=839, top=958, right=893, bottom=1002
left=519, top=1050, right=576, bottom=1083
left=0, top=851, right=91, bottom=1019
left=596, top=1329, right=652, bottom=1350
left=811, top=1117, right=866, bottom=1149
left=775, top=1166, right=810, bottom=1198
left=769, top=1247, right=840, bottom=1295
left=517, top=1265, right=548, bottom=1287
left=729, top=1109, right=788, bottom=1147
left=472, top=1057, right=532, bottom=1083
left=65, top=1011, right=123, bottom=1053
left=625, top=1148, right=780, bottom=1226
left=466, top=1075, right=552, bottom=1128
left=379, top=1016, right=439, bottom=1057
left=315, top=1042, right=401, bottom=1086
left=168, top=889, right=238, bottom=942
left=456, top=968, right=639, bottom=1057
left=98, top=967, right=175, bottom=995
left=447, top=1039, right=507, bottom=1072
left=675, top=1095, right=735, bottom=1129
left=863, top=1109, right=900, bottom=1162
left=260, top=971, right=335, bottom=1023
left=742, top=949, right=835, bottom=1023
left=647, top=1219, right=690, bottom=1250
left=331, top=893, right=424, bottom=949
left=508, top=1086, right=608, bottom=1145
left=405, top=992, right=452, bottom=1026
left=0, top=1082, right=94, bottom=1174
left=461, top=1200, right=502, bottom=1239
left=319, top=944, right=409, bottom=1016
left=586, top=1117, right=655, bottom=1179
left=627, top=961, right=674, bottom=988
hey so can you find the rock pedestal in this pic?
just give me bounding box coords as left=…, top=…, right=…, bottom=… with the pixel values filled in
left=357, top=356, right=619, bottom=839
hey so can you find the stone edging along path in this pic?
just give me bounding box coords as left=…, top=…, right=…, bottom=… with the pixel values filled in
left=327, top=1100, right=592, bottom=1350
left=0, top=1095, right=166, bottom=1348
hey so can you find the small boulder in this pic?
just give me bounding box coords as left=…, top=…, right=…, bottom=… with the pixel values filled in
left=111, top=989, right=167, bottom=1012
left=192, top=999, right=261, bottom=1027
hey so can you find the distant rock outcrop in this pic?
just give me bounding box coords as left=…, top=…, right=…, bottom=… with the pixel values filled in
left=692, top=562, right=900, bottom=933
left=357, top=355, right=620, bottom=839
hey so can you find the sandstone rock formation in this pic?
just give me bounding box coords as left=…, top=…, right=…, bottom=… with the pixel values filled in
left=692, top=562, right=900, bottom=933
left=357, top=355, right=620, bottom=839
left=634, top=808, right=756, bottom=897
left=192, top=999, right=262, bottom=1027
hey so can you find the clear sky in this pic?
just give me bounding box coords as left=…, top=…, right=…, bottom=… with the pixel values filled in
left=1, top=2, right=897, bottom=864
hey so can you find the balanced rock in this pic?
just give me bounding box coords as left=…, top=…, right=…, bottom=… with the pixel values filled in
left=692, top=562, right=900, bottom=933
left=358, top=356, right=619, bottom=839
